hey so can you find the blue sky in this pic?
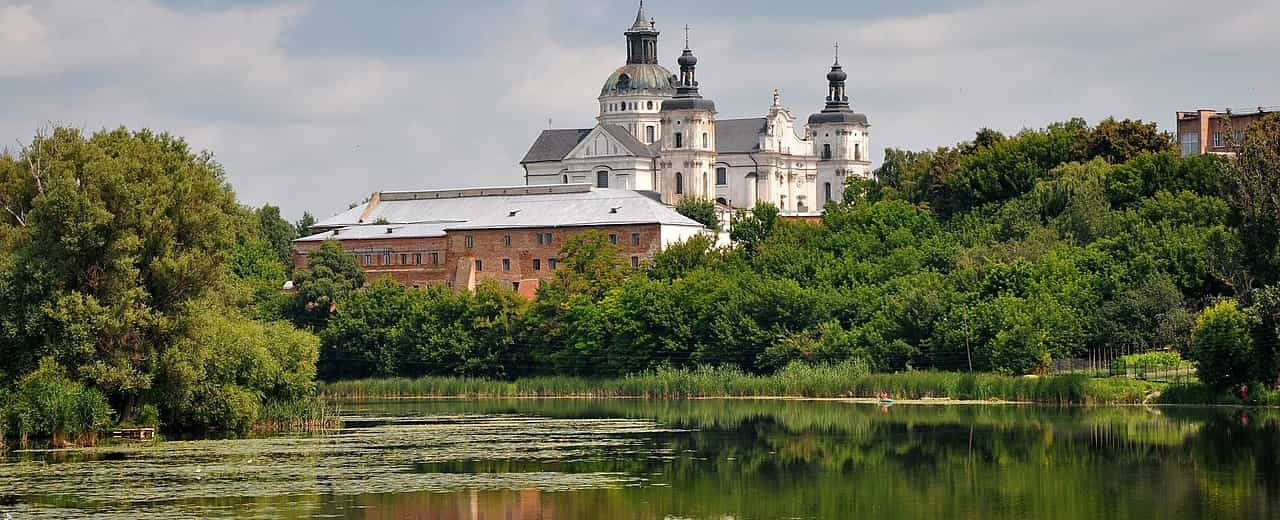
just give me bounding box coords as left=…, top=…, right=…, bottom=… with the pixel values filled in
left=2, top=0, right=1276, bottom=220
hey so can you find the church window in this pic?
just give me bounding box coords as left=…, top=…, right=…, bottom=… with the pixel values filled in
left=646, top=126, right=655, bottom=144
left=647, top=101, right=653, bottom=110
left=702, top=132, right=708, bottom=148
left=675, top=132, right=683, bottom=148
left=597, top=170, right=609, bottom=188
left=822, top=143, right=832, bottom=159
left=855, top=143, right=861, bottom=161
left=675, top=172, right=684, bottom=194
left=716, top=167, right=727, bottom=186
left=824, top=182, right=832, bottom=204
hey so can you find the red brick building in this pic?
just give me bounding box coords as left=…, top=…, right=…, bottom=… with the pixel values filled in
left=1176, top=106, right=1277, bottom=156
left=293, top=184, right=705, bottom=295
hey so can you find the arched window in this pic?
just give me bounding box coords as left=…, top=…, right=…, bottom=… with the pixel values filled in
left=646, top=125, right=655, bottom=144
left=703, top=172, right=708, bottom=194
left=716, top=197, right=728, bottom=206
left=562, top=174, right=568, bottom=184
left=702, top=132, right=709, bottom=148
left=822, top=143, right=832, bottom=159
left=855, top=143, right=861, bottom=161
left=596, top=170, right=609, bottom=188
left=675, top=172, right=683, bottom=194
left=674, top=132, right=683, bottom=148
left=716, top=167, right=727, bottom=186
left=823, top=182, right=832, bottom=204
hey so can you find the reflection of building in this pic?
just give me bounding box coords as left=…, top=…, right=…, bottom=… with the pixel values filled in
left=293, top=184, right=703, bottom=293
left=521, top=1, right=873, bottom=212
left=1176, top=106, right=1276, bottom=156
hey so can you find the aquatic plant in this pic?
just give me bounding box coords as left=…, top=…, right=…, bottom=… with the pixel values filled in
left=7, top=359, right=113, bottom=447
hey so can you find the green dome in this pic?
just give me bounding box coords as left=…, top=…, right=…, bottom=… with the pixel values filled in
left=600, top=63, right=675, bottom=97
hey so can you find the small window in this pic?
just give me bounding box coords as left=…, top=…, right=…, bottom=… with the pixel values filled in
left=382, top=253, right=391, bottom=265
left=824, top=182, right=832, bottom=204
left=702, top=132, right=708, bottom=148
left=631, top=233, right=640, bottom=246
left=465, top=235, right=474, bottom=248
left=646, top=125, right=655, bottom=144
left=676, top=172, right=683, bottom=194
left=503, top=234, right=512, bottom=248
left=855, top=143, right=861, bottom=161
left=549, top=258, right=558, bottom=270
left=597, top=170, right=609, bottom=188
left=822, top=143, right=832, bottom=159
left=414, top=253, right=422, bottom=265
left=533, top=259, right=542, bottom=271
left=703, top=172, right=708, bottom=194
left=1213, top=131, right=1224, bottom=148
left=609, top=233, right=618, bottom=245
left=475, top=259, right=482, bottom=272
left=674, top=132, right=683, bottom=148
left=502, top=258, right=511, bottom=272
left=362, top=254, right=371, bottom=266
left=716, top=167, right=727, bottom=186
left=646, top=101, right=653, bottom=110
left=631, top=256, right=640, bottom=268
left=544, top=232, right=553, bottom=244
left=430, top=252, right=440, bottom=265
left=400, top=254, right=407, bottom=265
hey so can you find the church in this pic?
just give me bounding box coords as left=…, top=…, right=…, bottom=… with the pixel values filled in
left=520, top=1, right=873, bottom=213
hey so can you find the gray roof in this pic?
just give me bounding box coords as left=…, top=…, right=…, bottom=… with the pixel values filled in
left=715, top=117, right=767, bottom=153
left=303, top=184, right=703, bottom=242
left=808, top=110, right=869, bottom=126
left=521, top=128, right=591, bottom=163
left=599, top=124, right=660, bottom=157
left=600, top=63, right=675, bottom=97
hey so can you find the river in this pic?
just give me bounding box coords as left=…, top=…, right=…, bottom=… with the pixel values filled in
left=1, top=399, right=1277, bottom=519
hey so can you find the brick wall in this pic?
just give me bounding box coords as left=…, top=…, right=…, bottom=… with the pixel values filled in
left=293, top=224, right=665, bottom=293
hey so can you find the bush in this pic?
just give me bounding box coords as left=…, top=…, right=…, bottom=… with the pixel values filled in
left=1189, top=301, right=1255, bottom=389
left=7, top=358, right=113, bottom=447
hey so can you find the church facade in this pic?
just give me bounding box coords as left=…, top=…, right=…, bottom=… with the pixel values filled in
left=520, top=2, right=873, bottom=213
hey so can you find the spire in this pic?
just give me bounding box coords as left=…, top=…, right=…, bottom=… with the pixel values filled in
left=624, top=0, right=659, bottom=64
left=629, top=0, right=654, bottom=33
left=834, top=41, right=840, bottom=65
left=662, top=26, right=715, bottom=112
left=823, top=48, right=850, bottom=112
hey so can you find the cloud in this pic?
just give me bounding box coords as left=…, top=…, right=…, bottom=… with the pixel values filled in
left=1, top=0, right=1277, bottom=221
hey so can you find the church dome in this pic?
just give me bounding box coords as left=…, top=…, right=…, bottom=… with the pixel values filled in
left=600, top=63, right=676, bottom=97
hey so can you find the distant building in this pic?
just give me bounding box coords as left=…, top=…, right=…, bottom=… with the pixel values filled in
left=293, top=184, right=704, bottom=294
left=520, top=1, right=873, bottom=212
left=1176, top=106, right=1277, bottom=156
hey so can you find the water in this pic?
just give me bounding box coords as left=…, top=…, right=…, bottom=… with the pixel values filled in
left=1, top=399, right=1278, bottom=519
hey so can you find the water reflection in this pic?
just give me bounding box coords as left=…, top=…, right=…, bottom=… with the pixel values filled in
left=1, top=399, right=1277, bottom=519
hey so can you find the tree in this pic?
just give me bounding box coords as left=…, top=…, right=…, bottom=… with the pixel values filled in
left=649, top=233, right=720, bottom=280
left=1224, top=114, right=1280, bottom=286
left=676, top=197, right=720, bottom=230
left=0, top=127, right=242, bottom=416
left=730, top=202, right=779, bottom=255
left=290, top=240, right=365, bottom=329
left=543, top=231, right=629, bottom=302
left=1075, top=117, right=1173, bottom=164
left=255, top=204, right=297, bottom=270
left=1189, top=300, right=1255, bottom=389
left=295, top=211, right=317, bottom=238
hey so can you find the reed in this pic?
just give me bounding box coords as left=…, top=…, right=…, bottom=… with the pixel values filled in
left=320, top=364, right=1167, bottom=404
left=254, top=398, right=344, bottom=433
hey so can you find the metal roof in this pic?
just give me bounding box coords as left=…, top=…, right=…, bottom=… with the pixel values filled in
left=521, top=128, right=592, bottom=163
left=305, top=185, right=704, bottom=241
left=715, top=118, right=767, bottom=153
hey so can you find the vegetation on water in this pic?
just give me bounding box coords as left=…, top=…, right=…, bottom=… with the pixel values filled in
left=320, top=364, right=1167, bottom=404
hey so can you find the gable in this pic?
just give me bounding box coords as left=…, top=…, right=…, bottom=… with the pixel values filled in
left=566, top=125, right=637, bottom=160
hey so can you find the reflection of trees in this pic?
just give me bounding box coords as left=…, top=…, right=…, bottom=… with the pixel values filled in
left=340, top=399, right=1280, bottom=519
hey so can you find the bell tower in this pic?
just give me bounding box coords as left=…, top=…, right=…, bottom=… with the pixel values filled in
left=808, top=43, right=871, bottom=206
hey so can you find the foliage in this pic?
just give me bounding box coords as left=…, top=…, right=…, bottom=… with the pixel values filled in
left=675, top=197, right=721, bottom=230
left=1189, top=301, right=1255, bottom=389
left=6, top=358, right=112, bottom=446
left=290, top=239, right=365, bottom=329
left=294, top=211, right=317, bottom=238
left=729, top=202, right=779, bottom=255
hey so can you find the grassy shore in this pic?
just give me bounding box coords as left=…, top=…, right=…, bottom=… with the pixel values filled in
left=320, top=365, right=1181, bottom=405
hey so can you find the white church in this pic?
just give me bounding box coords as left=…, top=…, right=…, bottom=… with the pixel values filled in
left=520, top=1, right=873, bottom=213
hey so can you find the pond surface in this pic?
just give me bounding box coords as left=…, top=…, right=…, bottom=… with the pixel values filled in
left=1, top=399, right=1278, bottom=519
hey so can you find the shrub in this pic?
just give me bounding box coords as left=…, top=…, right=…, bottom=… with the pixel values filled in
left=7, top=358, right=113, bottom=447
left=1189, top=301, right=1255, bottom=389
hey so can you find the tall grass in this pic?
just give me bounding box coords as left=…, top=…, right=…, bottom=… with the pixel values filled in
left=255, top=398, right=344, bottom=433
left=320, top=363, right=1164, bottom=405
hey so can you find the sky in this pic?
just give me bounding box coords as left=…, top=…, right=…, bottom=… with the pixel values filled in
left=1, top=0, right=1277, bottom=220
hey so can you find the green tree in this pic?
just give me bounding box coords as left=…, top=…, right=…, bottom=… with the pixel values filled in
left=295, top=211, right=317, bottom=238
left=290, top=240, right=365, bottom=329
left=1224, top=114, right=1280, bottom=285
left=676, top=197, right=720, bottom=230
left=1189, top=300, right=1255, bottom=389
left=649, top=233, right=720, bottom=280
left=255, top=204, right=297, bottom=270
left=1075, top=117, right=1173, bottom=164
left=730, top=202, right=780, bottom=255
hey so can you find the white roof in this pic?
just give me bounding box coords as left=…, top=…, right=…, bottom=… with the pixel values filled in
left=300, top=185, right=703, bottom=242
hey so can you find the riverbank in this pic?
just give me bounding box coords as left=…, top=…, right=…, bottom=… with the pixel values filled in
left=320, top=366, right=1176, bottom=405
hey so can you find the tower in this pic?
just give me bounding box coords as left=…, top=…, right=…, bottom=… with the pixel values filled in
left=658, top=28, right=717, bottom=203
left=597, top=1, right=675, bottom=145
left=808, top=44, right=871, bottom=206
